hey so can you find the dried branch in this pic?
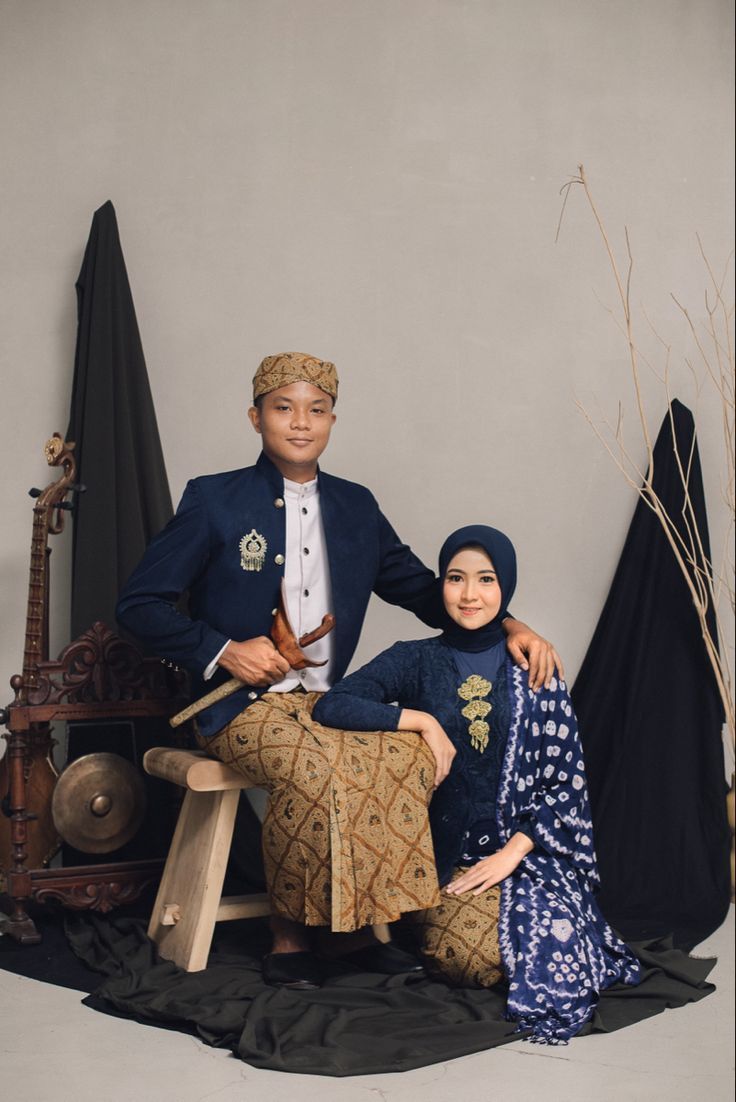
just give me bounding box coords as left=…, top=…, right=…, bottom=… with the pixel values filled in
left=561, top=165, right=735, bottom=748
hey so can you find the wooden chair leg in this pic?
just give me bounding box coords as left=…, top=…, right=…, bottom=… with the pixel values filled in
left=147, top=787, right=240, bottom=972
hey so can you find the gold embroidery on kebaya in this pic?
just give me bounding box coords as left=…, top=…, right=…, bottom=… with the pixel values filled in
left=457, top=675, right=492, bottom=701
left=461, top=698, right=490, bottom=720
left=457, top=674, right=492, bottom=753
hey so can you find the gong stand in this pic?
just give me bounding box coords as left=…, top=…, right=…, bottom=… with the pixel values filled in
left=0, top=435, right=189, bottom=944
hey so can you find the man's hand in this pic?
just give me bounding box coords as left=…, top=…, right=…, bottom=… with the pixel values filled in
left=503, top=619, right=565, bottom=691
left=399, top=709, right=457, bottom=788
left=218, top=637, right=290, bottom=686
left=445, top=832, right=533, bottom=896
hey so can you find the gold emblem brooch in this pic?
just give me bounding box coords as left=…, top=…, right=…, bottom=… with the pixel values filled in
left=457, top=674, right=492, bottom=753
left=239, top=529, right=267, bottom=571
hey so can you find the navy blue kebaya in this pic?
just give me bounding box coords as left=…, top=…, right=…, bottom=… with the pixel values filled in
left=314, top=525, right=641, bottom=1043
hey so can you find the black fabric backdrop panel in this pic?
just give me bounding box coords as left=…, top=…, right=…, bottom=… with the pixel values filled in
left=66, top=200, right=173, bottom=641
left=572, top=400, right=730, bottom=949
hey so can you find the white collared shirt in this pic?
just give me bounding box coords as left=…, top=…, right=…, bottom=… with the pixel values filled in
left=204, top=474, right=335, bottom=691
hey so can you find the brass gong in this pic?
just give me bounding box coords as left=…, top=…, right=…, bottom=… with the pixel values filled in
left=52, top=752, right=147, bottom=854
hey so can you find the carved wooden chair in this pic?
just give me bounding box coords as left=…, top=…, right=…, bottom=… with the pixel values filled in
left=1, top=435, right=190, bottom=944
left=0, top=622, right=190, bottom=944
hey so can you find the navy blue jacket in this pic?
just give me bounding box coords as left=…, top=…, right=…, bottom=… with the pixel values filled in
left=116, top=452, right=442, bottom=736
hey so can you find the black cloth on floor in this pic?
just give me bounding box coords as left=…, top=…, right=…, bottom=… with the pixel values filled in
left=62, top=914, right=715, bottom=1077
left=572, top=400, right=731, bottom=949
left=0, top=908, right=101, bottom=993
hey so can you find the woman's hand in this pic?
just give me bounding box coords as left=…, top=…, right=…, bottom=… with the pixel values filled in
left=399, top=709, right=457, bottom=788
left=502, top=619, right=564, bottom=691
left=445, top=832, right=534, bottom=896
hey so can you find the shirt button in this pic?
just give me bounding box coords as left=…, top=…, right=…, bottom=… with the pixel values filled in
left=247, top=691, right=258, bottom=700
left=304, top=589, right=310, bottom=597
left=274, top=553, right=285, bottom=565
left=274, top=497, right=285, bottom=508
left=303, top=547, right=310, bottom=555
left=302, top=507, right=308, bottom=515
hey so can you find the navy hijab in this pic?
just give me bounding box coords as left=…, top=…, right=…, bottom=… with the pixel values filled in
left=438, top=525, right=517, bottom=654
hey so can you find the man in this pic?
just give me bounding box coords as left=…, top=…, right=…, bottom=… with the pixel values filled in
left=117, top=352, right=561, bottom=987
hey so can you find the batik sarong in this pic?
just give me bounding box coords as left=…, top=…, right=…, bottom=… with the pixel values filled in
left=202, top=691, right=440, bottom=932
left=407, top=872, right=503, bottom=987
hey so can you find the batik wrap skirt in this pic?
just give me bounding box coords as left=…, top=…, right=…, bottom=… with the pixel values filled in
left=407, top=871, right=504, bottom=988
left=202, top=691, right=441, bottom=932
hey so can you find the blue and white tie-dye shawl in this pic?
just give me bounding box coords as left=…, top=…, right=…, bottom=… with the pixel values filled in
left=497, top=663, right=641, bottom=1043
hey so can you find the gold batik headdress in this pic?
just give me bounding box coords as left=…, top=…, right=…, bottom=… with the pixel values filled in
left=252, top=352, right=339, bottom=402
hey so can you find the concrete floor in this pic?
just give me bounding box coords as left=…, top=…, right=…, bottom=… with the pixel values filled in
left=1, top=909, right=733, bottom=1102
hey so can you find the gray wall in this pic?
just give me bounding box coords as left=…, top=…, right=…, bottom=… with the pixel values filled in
left=1, top=1, right=733, bottom=755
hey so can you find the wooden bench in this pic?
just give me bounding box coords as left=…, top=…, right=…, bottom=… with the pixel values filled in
left=143, top=748, right=271, bottom=972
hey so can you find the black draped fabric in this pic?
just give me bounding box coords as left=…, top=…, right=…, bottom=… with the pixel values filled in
left=66, top=201, right=172, bottom=640
left=572, top=400, right=730, bottom=949
left=58, top=914, right=714, bottom=1076
left=64, top=201, right=264, bottom=876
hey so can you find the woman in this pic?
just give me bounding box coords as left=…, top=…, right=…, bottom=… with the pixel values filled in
left=313, top=525, right=641, bottom=1043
